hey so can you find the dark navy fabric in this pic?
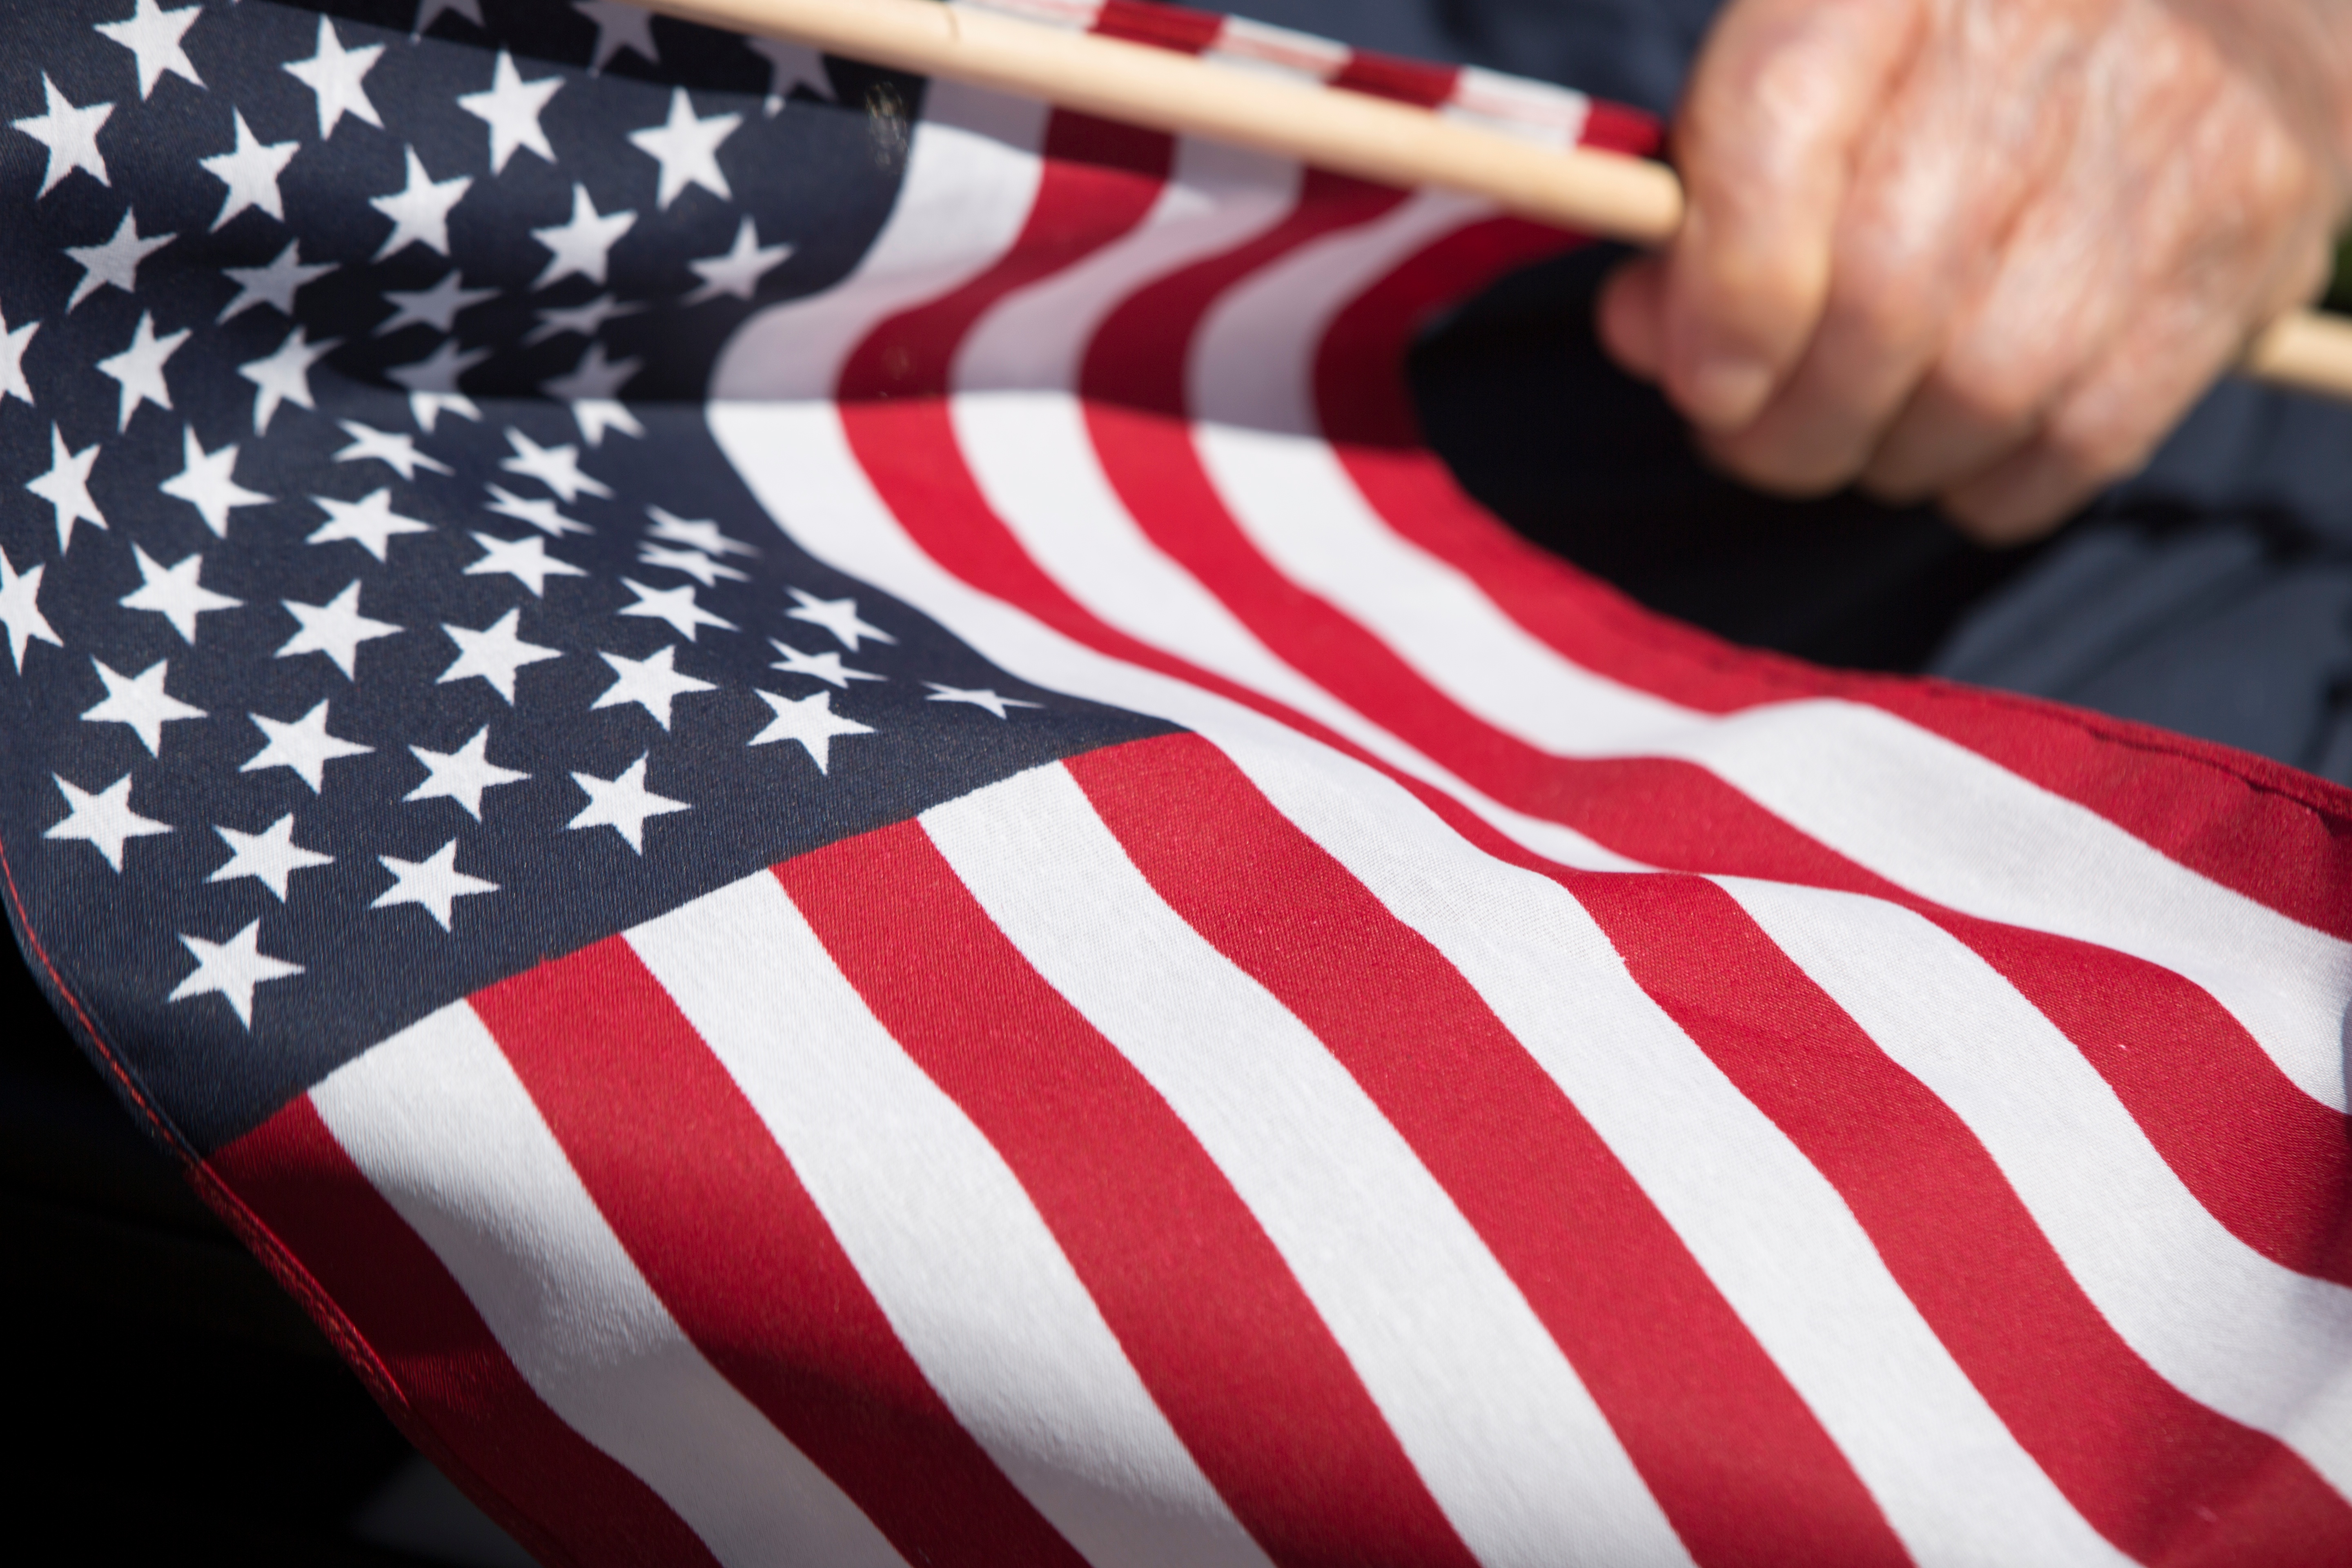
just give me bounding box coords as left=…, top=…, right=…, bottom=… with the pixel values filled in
left=0, top=0, right=1169, bottom=1152
left=1278, top=0, right=2352, bottom=785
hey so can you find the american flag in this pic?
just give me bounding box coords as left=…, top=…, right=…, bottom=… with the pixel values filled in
left=6, top=0, right=2351, bottom=1563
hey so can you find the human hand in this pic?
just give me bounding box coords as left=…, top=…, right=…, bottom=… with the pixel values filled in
left=1596, top=0, right=2352, bottom=543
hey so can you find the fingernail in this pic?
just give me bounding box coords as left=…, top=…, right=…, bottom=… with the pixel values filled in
left=1682, top=352, right=1775, bottom=430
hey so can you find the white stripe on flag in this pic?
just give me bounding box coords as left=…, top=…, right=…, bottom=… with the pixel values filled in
left=946, top=136, right=1633, bottom=875
left=1720, top=877, right=2352, bottom=1494
left=711, top=96, right=1637, bottom=874
left=711, top=78, right=1051, bottom=403
left=1677, top=704, right=2352, bottom=1111
left=709, top=394, right=2125, bottom=1560
left=922, top=764, right=1697, bottom=1568
left=626, top=872, right=1277, bottom=1568
left=1204, top=742, right=2135, bottom=1568
left=309, top=1002, right=909, bottom=1568
left=1177, top=186, right=2352, bottom=1111
left=1187, top=192, right=1700, bottom=752
left=953, top=136, right=1298, bottom=394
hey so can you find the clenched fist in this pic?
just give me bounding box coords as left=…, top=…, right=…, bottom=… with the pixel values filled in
left=1597, top=0, right=2352, bottom=542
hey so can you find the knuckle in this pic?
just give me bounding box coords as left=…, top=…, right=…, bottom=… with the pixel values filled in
left=1931, top=354, right=2046, bottom=435
left=2040, top=406, right=2152, bottom=488
left=1822, top=258, right=1942, bottom=361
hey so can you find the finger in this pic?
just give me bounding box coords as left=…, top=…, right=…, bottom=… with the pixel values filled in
left=1658, top=0, right=1925, bottom=431
left=1938, top=288, right=2254, bottom=543
left=1596, top=253, right=1668, bottom=382
left=1857, top=182, right=2135, bottom=506
left=1699, top=142, right=2045, bottom=498
left=1703, top=0, right=2105, bottom=496
left=1923, top=43, right=2337, bottom=538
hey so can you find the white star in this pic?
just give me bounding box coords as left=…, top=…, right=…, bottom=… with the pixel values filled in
left=467, top=532, right=584, bottom=597
left=377, top=270, right=494, bottom=336
left=241, top=324, right=337, bottom=435
left=95, top=310, right=187, bottom=430
left=14, top=76, right=112, bottom=197
left=499, top=428, right=610, bottom=503
left=306, top=489, right=432, bottom=563
left=640, top=542, right=747, bottom=586
left=218, top=238, right=333, bottom=323
left=373, top=839, right=498, bottom=932
left=243, top=699, right=372, bottom=793
left=200, top=110, right=297, bottom=231
left=485, top=483, right=590, bottom=538
left=786, top=587, right=894, bottom=652
left=277, top=581, right=401, bottom=679
left=0, top=546, right=61, bottom=673
left=404, top=726, right=528, bottom=819
left=371, top=147, right=471, bottom=262
left=576, top=0, right=658, bottom=73
left=209, top=815, right=332, bottom=901
left=647, top=506, right=755, bottom=557
left=65, top=208, right=172, bottom=310
left=413, top=0, right=485, bottom=38
left=747, top=688, right=873, bottom=773
left=523, top=290, right=641, bottom=345
left=529, top=184, right=633, bottom=290
left=0, top=305, right=34, bottom=408
left=572, top=399, right=641, bottom=448
left=566, top=754, right=686, bottom=853
left=170, top=920, right=303, bottom=1029
left=768, top=637, right=880, bottom=688
left=687, top=216, right=791, bottom=303
left=543, top=343, right=643, bottom=446
left=28, top=425, right=105, bottom=552
left=386, top=337, right=486, bottom=432
left=458, top=49, right=559, bottom=174
left=47, top=772, right=169, bottom=872
left=120, top=543, right=240, bottom=643
left=924, top=682, right=1041, bottom=719
left=284, top=15, right=384, bottom=138
left=438, top=607, right=561, bottom=702
left=628, top=87, right=738, bottom=209
left=750, top=35, right=827, bottom=115
left=591, top=643, right=713, bottom=729
left=98, top=0, right=204, bottom=99
left=82, top=655, right=205, bottom=756
left=334, top=420, right=451, bottom=481
left=619, top=577, right=735, bottom=641
left=543, top=339, right=639, bottom=401
left=162, top=426, right=270, bottom=536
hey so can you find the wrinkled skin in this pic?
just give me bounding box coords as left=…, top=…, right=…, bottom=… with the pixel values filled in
left=1597, top=0, right=2352, bottom=543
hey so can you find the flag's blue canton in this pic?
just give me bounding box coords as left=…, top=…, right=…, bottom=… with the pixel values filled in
left=0, top=0, right=1173, bottom=1152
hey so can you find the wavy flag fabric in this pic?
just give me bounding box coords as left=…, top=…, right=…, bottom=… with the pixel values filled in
left=5, top=0, right=2352, bottom=1562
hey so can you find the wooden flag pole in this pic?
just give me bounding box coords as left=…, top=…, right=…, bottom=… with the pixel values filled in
left=639, top=0, right=2352, bottom=403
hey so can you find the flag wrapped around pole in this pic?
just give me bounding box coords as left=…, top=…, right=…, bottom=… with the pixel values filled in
left=5, top=2, right=2352, bottom=1564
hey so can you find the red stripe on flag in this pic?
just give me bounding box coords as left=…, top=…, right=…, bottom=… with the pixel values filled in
left=841, top=100, right=1179, bottom=410
left=844, top=96, right=2352, bottom=1300
left=779, top=820, right=1484, bottom=1568
left=469, top=939, right=1091, bottom=1568
left=1867, top=693, right=2352, bottom=945
left=1940, top=916, right=2352, bottom=1285
left=1294, top=217, right=2352, bottom=1283
left=212, top=1097, right=715, bottom=1568
left=1312, top=222, right=2352, bottom=942
left=1574, top=874, right=2352, bottom=1564
left=1067, top=730, right=1914, bottom=1568
left=1094, top=0, right=1226, bottom=51
left=1100, top=357, right=2352, bottom=1285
